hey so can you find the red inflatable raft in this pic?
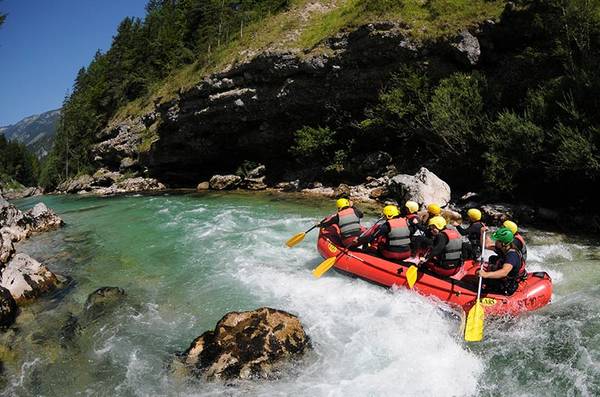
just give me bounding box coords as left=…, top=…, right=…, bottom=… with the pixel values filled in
left=317, top=228, right=552, bottom=316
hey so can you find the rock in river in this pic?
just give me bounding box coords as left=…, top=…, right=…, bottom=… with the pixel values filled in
left=175, top=307, right=310, bottom=381
left=0, top=253, right=60, bottom=303
left=25, top=203, right=64, bottom=233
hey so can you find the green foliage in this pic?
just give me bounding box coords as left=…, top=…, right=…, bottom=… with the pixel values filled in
left=350, top=0, right=600, bottom=204
left=482, top=112, right=544, bottom=193
left=0, top=134, right=39, bottom=187
left=290, top=126, right=336, bottom=160
left=299, top=0, right=504, bottom=48
left=360, top=66, right=432, bottom=166
left=429, top=73, right=485, bottom=156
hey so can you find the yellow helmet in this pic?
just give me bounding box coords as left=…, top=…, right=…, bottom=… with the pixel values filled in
left=405, top=201, right=419, bottom=214
left=336, top=198, right=350, bottom=209
left=383, top=205, right=400, bottom=219
left=427, top=203, right=441, bottom=216
left=467, top=208, right=482, bottom=221
left=503, top=220, right=518, bottom=235
left=428, top=215, right=447, bottom=230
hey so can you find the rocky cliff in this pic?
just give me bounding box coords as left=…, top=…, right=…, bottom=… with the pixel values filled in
left=93, top=20, right=486, bottom=187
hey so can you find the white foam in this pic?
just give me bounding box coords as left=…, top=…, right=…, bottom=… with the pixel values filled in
left=220, top=222, right=484, bottom=396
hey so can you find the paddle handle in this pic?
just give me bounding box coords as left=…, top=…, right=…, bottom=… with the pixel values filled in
left=476, top=230, right=486, bottom=302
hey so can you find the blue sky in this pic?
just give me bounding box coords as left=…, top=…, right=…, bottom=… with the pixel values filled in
left=0, top=0, right=148, bottom=126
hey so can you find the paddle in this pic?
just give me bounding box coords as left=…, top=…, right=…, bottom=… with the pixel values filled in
left=286, top=224, right=320, bottom=248
left=311, top=217, right=384, bottom=278
left=405, top=260, right=419, bottom=289
left=464, top=230, right=487, bottom=342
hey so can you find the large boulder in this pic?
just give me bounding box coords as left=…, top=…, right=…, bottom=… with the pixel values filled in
left=0, top=286, right=18, bottom=327
left=0, top=253, right=60, bottom=303
left=387, top=167, right=451, bottom=206
left=175, top=307, right=310, bottom=380
left=25, top=203, right=64, bottom=233
left=209, top=174, right=242, bottom=190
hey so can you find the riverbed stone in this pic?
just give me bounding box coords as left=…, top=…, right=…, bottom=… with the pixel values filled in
left=0, top=253, right=60, bottom=303
left=242, top=176, right=267, bottom=190
left=196, top=181, right=210, bottom=191
left=115, top=177, right=165, bottom=192
left=0, top=286, right=18, bottom=327
left=83, top=286, right=126, bottom=322
left=25, top=203, right=64, bottom=233
left=209, top=174, right=242, bottom=190
left=177, top=307, right=310, bottom=380
left=275, top=180, right=300, bottom=192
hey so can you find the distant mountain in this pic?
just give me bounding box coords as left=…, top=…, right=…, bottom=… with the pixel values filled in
left=0, top=109, right=60, bottom=157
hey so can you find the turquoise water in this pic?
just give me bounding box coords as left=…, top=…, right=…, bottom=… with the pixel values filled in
left=1, top=192, right=599, bottom=396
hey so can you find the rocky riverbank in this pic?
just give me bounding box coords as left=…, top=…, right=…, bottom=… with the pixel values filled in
left=0, top=195, right=65, bottom=326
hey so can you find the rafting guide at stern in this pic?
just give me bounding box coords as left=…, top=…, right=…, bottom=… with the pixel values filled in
left=288, top=196, right=553, bottom=342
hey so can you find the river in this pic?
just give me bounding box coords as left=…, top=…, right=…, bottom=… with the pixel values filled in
left=1, top=192, right=598, bottom=396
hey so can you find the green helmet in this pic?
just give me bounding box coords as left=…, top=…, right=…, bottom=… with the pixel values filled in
left=491, top=227, right=514, bottom=244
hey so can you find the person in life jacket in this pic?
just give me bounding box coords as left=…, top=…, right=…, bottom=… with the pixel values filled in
left=420, top=215, right=463, bottom=277
left=403, top=200, right=430, bottom=255
left=453, top=208, right=485, bottom=259
left=320, top=197, right=364, bottom=247
left=479, top=227, right=526, bottom=296
left=356, top=205, right=412, bottom=261
left=502, top=220, right=527, bottom=262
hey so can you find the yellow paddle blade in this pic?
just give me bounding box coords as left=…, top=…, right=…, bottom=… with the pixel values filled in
left=406, top=265, right=418, bottom=289
left=312, top=256, right=338, bottom=278
left=464, top=301, right=485, bottom=342
left=286, top=232, right=306, bottom=248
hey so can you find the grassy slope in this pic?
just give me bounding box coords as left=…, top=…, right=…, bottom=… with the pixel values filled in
left=113, top=0, right=505, bottom=129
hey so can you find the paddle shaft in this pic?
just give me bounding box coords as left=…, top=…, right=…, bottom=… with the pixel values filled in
left=305, top=224, right=320, bottom=234
left=475, top=230, right=487, bottom=302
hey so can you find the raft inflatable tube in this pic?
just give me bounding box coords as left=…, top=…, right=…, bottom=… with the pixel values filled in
left=317, top=228, right=552, bottom=316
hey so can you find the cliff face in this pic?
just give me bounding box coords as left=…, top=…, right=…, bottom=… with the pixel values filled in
left=93, top=21, right=483, bottom=186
